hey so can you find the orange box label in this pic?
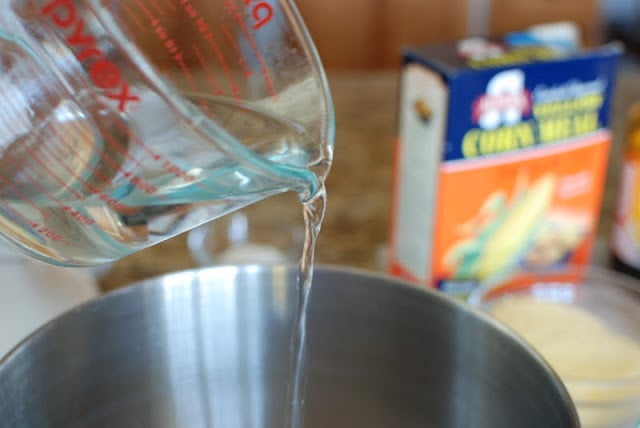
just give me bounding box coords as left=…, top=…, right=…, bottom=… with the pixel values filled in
left=432, top=133, right=609, bottom=295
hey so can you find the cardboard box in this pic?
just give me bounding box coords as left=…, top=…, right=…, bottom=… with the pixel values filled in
left=388, top=36, right=622, bottom=298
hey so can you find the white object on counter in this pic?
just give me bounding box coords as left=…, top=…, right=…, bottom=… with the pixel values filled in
left=0, top=248, right=100, bottom=359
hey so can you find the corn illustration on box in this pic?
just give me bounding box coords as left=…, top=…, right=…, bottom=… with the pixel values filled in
left=388, top=35, right=622, bottom=298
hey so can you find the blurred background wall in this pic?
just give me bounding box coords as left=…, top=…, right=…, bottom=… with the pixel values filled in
left=295, top=0, right=606, bottom=69
left=139, top=0, right=640, bottom=70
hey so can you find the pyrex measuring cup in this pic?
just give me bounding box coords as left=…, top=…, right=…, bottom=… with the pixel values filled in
left=0, top=0, right=334, bottom=266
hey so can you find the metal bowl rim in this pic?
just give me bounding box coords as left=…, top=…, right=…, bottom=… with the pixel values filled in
left=0, top=262, right=579, bottom=423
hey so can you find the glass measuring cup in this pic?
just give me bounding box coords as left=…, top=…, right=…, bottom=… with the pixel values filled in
left=0, top=0, right=334, bottom=266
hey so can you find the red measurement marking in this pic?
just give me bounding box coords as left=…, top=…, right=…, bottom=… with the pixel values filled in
left=16, top=49, right=108, bottom=202
left=115, top=113, right=211, bottom=192
left=79, top=109, right=169, bottom=198
left=62, top=205, right=95, bottom=225
left=1, top=146, right=91, bottom=220
left=43, top=122, right=120, bottom=187
left=221, top=23, right=253, bottom=79
left=43, top=123, right=124, bottom=196
left=77, top=89, right=162, bottom=166
left=249, top=2, right=274, bottom=30
left=21, top=57, right=142, bottom=201
left=171, top=54, right=215, bottom=117
left=134, top=0, right=158, bottom=24
left=172, top=56, right=195, bottom=91
left=164, top=0, right=176, bottom=11
left=9, top=136, right=82, bottom=199
left=17, top=43, right=142, bottom=211
left=141, top=1, right=185, bottom=76
left=7, top=140, right=85, bottom=200
left=48, top=56, right=161, bottom=166
left=163, top=39, right=181, bottom=57
left=192, top=44, right=224, bottom=96
left=0, top=170, right=50, bottom=218
left=30, top=115, right=119, bottom=194
left=92, top=120, right=145, bottom=169
left=31, top=224, right=65, bottom=243
left=120, top=2, right=149, bottom=32
left=29, top=19, right=162, bottom=171
left=98, top=139, right=140, bottom=168
left=223, top=0, right=239, bottom=17
left=138, top=0, right=178, bottom=86
left=161, top=159, right=197, bottom=182
left=41, top=1, right=208, bottom=196
left=49, top=114, right=157, bottom=202
left=15, top=42, right=117, bottom=199
left=114, top=69, right=209, bottom=190
left=75, top=146, right=123, bottom=185
left=203, top=34, right=241, bottom=101
left=177, top=0, right=241, bottom=101
left=89, top=129, right=160, bottom=197
left=149, top=0, right=166, bottom=17
left=106, top=111, right=162, bottom=161
left=155, top=74, right=225, bottom=189
left=181, top=0, right=199, bottom=19
left=97, top=192, right=132, bottom=212
left=233, top=13, right=278, bottom=100
left=0, top=198, right=48, bottom=233
left=128, top=175, right=158, bottom=195
left=229, top=1, right=273, bottom=31
left=41, top=139, right=114, bottom=189
left=120, top=7, right=216, bottom=167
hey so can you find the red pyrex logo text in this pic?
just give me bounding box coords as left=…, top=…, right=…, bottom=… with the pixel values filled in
left=41, top=0, right=140, bottom=112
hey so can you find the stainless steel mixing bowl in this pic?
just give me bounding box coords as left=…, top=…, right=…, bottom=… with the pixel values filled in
left=0, top=265, right=579, bottom=427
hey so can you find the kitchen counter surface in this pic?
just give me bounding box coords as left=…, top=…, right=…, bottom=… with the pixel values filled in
left=99, top=64, right=640, bottom=292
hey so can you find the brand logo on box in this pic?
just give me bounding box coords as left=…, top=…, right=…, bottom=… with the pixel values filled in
left=472, top=70, right=532, bottom=130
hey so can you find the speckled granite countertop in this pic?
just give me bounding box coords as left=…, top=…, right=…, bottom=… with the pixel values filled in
left=98, top=65, right=640, bottom=292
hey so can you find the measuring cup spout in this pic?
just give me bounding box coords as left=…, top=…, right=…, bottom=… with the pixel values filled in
left=0, top=0, right=334, bottom=266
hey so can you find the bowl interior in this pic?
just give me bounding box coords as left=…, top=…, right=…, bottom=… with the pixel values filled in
left=0, top=266, right=579, bottom=427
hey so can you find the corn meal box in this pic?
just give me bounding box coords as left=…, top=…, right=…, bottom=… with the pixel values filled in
left=388, top=36, right=622, bottom=298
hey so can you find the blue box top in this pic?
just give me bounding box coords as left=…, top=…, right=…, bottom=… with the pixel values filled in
left=404, top=39, right=623, bottom=78
left=404, top=41, right=623, bottom=163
